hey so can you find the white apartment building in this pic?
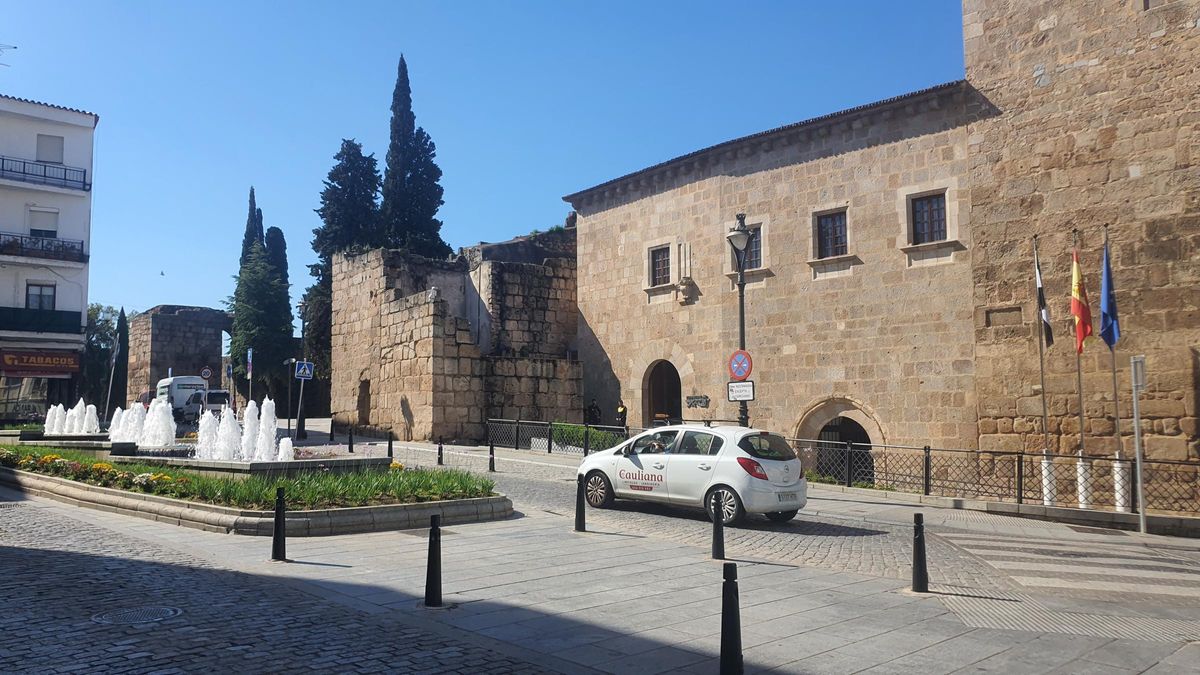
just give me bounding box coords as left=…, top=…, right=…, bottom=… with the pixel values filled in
left=0, top=94, right=98, bottom=421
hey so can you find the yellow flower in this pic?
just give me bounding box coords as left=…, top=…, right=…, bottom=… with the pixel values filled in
left=91, top=462, right=113, bottom=473
left=389, top=462, right=405, bottom=471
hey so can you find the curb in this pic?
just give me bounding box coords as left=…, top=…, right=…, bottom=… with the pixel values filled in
left=0, top=468, right=513, bottom=536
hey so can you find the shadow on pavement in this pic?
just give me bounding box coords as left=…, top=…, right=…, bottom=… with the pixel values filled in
left=606, top=499, right=889, bottom=538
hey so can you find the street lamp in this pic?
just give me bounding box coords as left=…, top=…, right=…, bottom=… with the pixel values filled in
left=283, top=358, right=296, bottom=439
left=726, top=213, right=751, bottom=428
left=295, top=300, right=308, bottom=440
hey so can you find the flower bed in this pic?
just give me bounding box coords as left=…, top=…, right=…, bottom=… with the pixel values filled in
left=0, top=447, right=495, bottom=510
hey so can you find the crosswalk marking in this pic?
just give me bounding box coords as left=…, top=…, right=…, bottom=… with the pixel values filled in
left=1011, top=577, right=1200, bottom=598
left=991, top=560, right=1200, bottom=581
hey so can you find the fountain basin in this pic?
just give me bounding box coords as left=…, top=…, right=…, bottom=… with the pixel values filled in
left=107, top=454, right=392, bottom=480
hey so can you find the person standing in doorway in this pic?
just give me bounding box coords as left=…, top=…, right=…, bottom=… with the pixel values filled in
left=615, top=399, right=628, bottom=430
left=585, top=399, right=601, bottom=425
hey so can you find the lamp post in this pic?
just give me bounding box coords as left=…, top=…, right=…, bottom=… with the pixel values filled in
left=283, top=358, right=296, bottom=439
left=295, top=301, right=308, bottom=440
left=726, top=213, right=751, bottom=428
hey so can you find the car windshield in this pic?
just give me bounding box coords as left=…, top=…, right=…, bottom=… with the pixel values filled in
left=737, top=433, right=796, bottom=461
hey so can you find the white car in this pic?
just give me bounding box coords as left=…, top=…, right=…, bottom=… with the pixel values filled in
left=577, top=425, right=807, bottom=525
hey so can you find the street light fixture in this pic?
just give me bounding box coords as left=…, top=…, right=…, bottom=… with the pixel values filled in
left=726, top=213, right=751, bottom=428
left=284, top=357, right=296, bottom=439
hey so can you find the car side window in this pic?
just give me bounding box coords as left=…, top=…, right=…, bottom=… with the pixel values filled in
left=630, top=430, right=679, bottom=454
left=679, top=431, right=724, bottom=455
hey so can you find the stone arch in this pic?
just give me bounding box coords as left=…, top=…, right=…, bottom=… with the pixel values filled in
left=642, top=359, right=682, bottom=426
left=793, top=395, right=887, bottom=446
left=626, top=342, right=695, bottom=428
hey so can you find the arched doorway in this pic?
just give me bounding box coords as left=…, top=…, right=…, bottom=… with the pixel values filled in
left=643, top=360, right=682, bottom=426
left=816, top=416, right=875, bottom=485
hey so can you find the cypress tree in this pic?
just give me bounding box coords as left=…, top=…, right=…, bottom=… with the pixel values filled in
left=239, top=187, right=263, bottom=266
left=313, top=139, right=382, bottom=263
left=112, top=307, right=129, bottom=416
left=380, top=55, right=451, bottom=259
left=229, top=243, right=290, bottom=399
left=265, top=226, right=291, bottom=292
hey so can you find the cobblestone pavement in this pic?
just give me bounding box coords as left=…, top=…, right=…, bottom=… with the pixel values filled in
left=0, top=501, right=561, bottom=675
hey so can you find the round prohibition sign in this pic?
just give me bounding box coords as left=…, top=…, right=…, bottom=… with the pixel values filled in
left=200, top=366, right=213, bottom=380
left=728, top=350, right=753, bottom=381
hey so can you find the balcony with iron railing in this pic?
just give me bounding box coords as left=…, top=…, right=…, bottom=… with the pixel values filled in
left=0, top=231, right=88, bottom=263
left=0, top=155, right=90, bottom=191
left=0, top=307, right=84, bottom=334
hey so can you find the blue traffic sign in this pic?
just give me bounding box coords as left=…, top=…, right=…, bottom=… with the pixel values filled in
left=294, top=361, right=315, bottom=380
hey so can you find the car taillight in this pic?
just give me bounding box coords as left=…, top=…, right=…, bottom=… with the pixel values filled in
left=737, top=457, right=769, bottom=481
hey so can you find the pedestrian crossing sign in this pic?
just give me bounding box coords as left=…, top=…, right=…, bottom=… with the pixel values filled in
left=294, top=361, right=315, bottom=380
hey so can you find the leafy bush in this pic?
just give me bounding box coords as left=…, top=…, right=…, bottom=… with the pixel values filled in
left=1, top=445, right=495, bottom=510
left=549, top=423, right=626, bottom=452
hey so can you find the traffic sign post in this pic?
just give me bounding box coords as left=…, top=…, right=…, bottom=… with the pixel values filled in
left=200, top=366, right=213, bottom=380
left=727, top=381, right=755, bottom=402
left=294, top=361, right=314, bottom=380
left=728, top=350, right=753, bottom=382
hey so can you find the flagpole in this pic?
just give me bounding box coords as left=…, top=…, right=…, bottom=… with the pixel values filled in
left=1104, top=226, right=1123, bottom=461
left=103, top=342, right=117, bottom=427
left=1072, top=228, right=1091, bottom=510
left=1034, top=236, right=1051, bottom=459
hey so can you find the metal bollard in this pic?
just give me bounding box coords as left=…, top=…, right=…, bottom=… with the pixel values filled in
left=711, top=493, right=725, bottom=560
left=912, top=513, right=929, bottom=593
left=437, top=437, right=444, bottom=466
left=922, top=446, right=932, bottom=496
left=271, top=486, right=287, bottom=562
left=488, top=442, right=495, bottom=472
left=387, top=435, right=393, bottom=459
left=348, top=427, right=354, bottom=453
left=425, top=514, right=442, bottom=607
left=575, top=475, right=586, bottom=532
left=720, top=562, right=743, bottom=675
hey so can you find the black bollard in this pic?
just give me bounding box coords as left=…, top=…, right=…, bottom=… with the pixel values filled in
left=271, top=486, right=287, bottom=562
left=425, top=514, right=442, bottom=607
left=437, top=437, right=444, bottom=466
left=912, top=513, right=929, bottom=593
left=575, top=474, right=586, bottom=532
left=711, top=493, right=725, bottom=560
left=387, top=435, right=393, bottom=459
left=720, top=562, right=743, bottom=675
left=348, top=427, right=354, bottom=453
left=488, top=442, right=495, bottom=472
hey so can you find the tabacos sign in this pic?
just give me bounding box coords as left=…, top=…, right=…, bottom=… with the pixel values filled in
left=1, top=350, right=80, bottom=374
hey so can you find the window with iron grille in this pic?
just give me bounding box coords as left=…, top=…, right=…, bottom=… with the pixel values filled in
left=26, top=283, right=55, bottom=311
left=649, top=246, right=671, bottom=286
left=816, top=212, right=848, bottom=259
left=743, top=227, right=762, bottom=269
left=911, top=194, right=947, bottom=244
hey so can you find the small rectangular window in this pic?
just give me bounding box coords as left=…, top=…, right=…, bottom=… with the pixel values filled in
left=650, top=246, right=671, bottom=287
left=26, top=283, right=56, bottom=311
left=29, top=210, right=58, bottom=238
left=744, top=227, right=762, bottom=270
left=816, top=212, right=848, bottom=259
left=36, top=135, right=64, bottom=164
left=911, top=194, right=947, bottom=244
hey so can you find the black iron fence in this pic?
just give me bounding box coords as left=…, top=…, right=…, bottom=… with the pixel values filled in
left=0, top=155, right=90, bottom=191
left=485, top=419, right=1199, bottom=516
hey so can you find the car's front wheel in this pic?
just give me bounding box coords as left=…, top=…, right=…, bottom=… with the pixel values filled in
left=765, top=510, right=798, bottom=523
left=584, top=471, right=614, bottom=508
left=705, top=486, right=745, bottom=526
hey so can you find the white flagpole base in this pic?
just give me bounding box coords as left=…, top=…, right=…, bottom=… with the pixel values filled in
left=1076, top=458, right=1092, bottom=510
left=1041, top=456, right=1056, bottom=506
left=1113, top=460, right=1131, bottom=513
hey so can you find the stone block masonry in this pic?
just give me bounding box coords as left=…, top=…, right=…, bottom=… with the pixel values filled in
left=126, top=305, right=231, bottom=408
left=331, top=231, right=581, bottom=442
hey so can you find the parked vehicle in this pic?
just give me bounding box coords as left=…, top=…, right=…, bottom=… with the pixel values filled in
left=155, top=376, right=208, bottom=421
left=180, top=389, right=232, bottom=422
left=134, top=390, right=155, bottom=410
left=577, top=425, right=807, bottom=526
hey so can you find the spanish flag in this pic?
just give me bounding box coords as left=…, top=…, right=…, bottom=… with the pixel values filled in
left=1070, top=248, right=1093, bottom=353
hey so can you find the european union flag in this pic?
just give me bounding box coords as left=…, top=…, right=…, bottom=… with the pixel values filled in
left=1100, top=237, right=1119, bottom=348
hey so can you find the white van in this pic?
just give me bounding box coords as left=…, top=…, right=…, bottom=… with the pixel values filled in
left=156, top=376, right=208, bottom=421
left=180, top=389, right=232, bottom=422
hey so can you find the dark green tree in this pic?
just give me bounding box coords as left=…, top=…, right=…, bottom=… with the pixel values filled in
left=239, top=186, right=264, bottom=266
left=379, top=55, right=451, bottom=259
left=314, top=139, right=382, bottom=261
left=229, top=242, right=292, bottom=400
left=111, top=307, right=129, bottom=418
left=265, top=226, right=291, bottom=293
left=80, top=304, right=118, bottom=408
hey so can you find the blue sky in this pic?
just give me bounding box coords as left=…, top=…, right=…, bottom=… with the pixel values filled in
left=4, top=1, right=964, bottom=327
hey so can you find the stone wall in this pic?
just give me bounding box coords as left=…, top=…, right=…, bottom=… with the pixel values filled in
left=569, top=82, right=986, bottom=448
left=331, top=234, right=581, bottom=442
left=125, top=306, right=230, bottom=408
left=964, top=0, right=1200, bottom=461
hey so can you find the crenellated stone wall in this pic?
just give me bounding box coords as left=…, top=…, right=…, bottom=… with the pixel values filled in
left=126, top=306, right=231, bottom=408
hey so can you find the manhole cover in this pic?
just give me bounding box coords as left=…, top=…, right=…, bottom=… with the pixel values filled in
left=91, top=606, right=182, bottom=625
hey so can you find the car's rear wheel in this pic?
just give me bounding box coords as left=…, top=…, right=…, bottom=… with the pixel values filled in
left=705, top=486, right=745, bottom=526
left=585, top=471, right=614, bottom=508
left=765, top=510, right=798, bottom=523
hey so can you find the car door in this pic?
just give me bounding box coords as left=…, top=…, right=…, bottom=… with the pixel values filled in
left=667, top=430, right=725, bottom=506
left=610, top=430, right=678, bottom=502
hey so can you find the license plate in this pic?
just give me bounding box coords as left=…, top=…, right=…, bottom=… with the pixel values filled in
left=777, top=492, right=797, bottom=502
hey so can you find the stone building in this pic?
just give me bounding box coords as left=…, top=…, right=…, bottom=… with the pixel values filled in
left=330, top=229, right=580, bottom=441
left=126, top=305, right=230, bottom=407
left=564, top=0, right=1199, bottom=462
